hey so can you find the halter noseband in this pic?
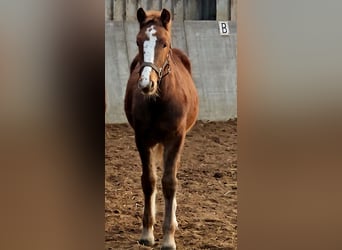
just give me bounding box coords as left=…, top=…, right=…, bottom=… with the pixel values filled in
left=139, top=53, right=171, bottom=84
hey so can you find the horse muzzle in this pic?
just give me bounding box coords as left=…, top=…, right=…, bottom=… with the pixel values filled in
left=138, top=78, right=157, bottom=95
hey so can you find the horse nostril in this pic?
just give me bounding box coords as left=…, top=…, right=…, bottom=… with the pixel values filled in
left=138, top=79, right=148, bottom=90
left=139, top=81, right=155, bottom=94
left=141, top=86, right=149, bottom=93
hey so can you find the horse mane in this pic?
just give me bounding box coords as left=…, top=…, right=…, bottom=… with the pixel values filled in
left=171, top=48, right=192, bottom=74
left=130, top=55, right=139, bottom=74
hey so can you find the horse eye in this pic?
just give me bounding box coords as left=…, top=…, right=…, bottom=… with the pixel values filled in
left=163, top=43, right=167, bottom=48
left=136, top=41, right=139, bottom=46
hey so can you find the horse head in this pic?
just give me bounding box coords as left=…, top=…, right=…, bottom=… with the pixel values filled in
left=136, top=8, right=172, bottom=96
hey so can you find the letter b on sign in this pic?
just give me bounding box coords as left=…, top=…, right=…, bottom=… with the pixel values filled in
left=218, top=21, right=230, bottom=36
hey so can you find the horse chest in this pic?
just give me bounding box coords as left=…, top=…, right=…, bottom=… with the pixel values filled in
left=133, top=100, right=184, bottom=136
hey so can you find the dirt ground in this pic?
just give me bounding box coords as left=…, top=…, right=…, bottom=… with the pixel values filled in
left=105, top=120, right=237, bottom=250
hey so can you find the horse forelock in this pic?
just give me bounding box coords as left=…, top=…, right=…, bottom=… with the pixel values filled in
left=145, top=10, right=161, bottom=18
left=140, top=10, right=172, bottom=31
left=141, top=19, right=160, bottom=29
left=138, top=20, right=171, bottom=45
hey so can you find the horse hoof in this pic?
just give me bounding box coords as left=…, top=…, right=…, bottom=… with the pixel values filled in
left=161, top=246, right=176, bottom=250
left=138, top=239, right=154, bottom=246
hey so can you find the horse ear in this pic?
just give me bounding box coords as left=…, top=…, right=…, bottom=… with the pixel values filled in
left=137, top=8, right=146, bottom=24
left=160, top=8, right=171, bottom=29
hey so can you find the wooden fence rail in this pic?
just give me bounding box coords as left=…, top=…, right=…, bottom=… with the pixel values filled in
left=105, top=0, right=237, bottom=21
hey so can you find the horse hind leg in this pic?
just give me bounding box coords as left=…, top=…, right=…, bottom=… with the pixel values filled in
left=161, top=133, right=185, bottom=250
left=136, top=140, right=159, bottom=246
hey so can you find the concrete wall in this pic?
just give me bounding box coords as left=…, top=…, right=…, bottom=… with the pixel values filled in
left=185, top=21, right=237, bottom=121
left=105, top=20, right=237, bottom=123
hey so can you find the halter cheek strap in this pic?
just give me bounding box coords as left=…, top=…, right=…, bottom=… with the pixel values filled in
left=139, top=53, right=171, bottom=83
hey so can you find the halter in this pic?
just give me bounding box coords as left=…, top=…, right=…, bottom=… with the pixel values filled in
left=139, top=52, right=171, bottom=84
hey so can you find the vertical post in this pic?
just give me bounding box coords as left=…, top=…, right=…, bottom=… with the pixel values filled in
left=150, top=0, right=161, bottom=10
left=162, top=0, right=172, bottom=12
left=216, top=0, right=229, bottom=20
left=230, top=0, right=237, bottom=21
left=113, top=0, right=124, bottom=21
left=137, top=0, right=162, bottom=10
left=140, top=0, right=149, bottom=10
left=173, top=0, right=184, bottom=21
left=126, top=0, right=137, bottom=20
left=105, top=0, right=113, bottom=21
left=184, top=0, right=201, bottom=20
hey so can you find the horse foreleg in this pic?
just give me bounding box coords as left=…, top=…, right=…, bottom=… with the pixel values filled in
left=136, top=138, right=157, bottom=246
left=161, top=133, right=185, bottom=250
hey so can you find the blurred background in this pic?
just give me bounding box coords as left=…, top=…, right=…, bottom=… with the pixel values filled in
left=1, top=0, right=342, bottom=249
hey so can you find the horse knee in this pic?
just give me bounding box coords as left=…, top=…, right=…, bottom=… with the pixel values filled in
left=162, top=175, right=177, bottom=198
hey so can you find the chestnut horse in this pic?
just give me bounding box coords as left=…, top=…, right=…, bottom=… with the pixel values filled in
left=124, top=8, right=198, bottom=249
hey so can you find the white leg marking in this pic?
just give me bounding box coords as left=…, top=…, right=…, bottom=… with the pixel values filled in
left=163, top=197, right=177, bottom=249
left=172, top=197, right=178, bottom=228
left=140, top=190, right=156, bottom=245
left=141, top=227, right=155, bottom=245
left=151, top=189, right=157, bottom=222
left=140, top=25, right=157, bottom=88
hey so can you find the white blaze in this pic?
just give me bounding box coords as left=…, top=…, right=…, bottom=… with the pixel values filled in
left=140, top=25, right=157, bottom=88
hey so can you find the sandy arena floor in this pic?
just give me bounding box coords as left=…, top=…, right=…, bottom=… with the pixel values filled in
left=105, top=120, right=237, bottom=250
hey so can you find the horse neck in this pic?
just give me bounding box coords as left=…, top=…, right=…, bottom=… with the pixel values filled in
left=158, top=57, right=175, bottom=97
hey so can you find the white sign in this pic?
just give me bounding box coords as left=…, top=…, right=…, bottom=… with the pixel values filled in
left=218, top=21, right=230, bottom=36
